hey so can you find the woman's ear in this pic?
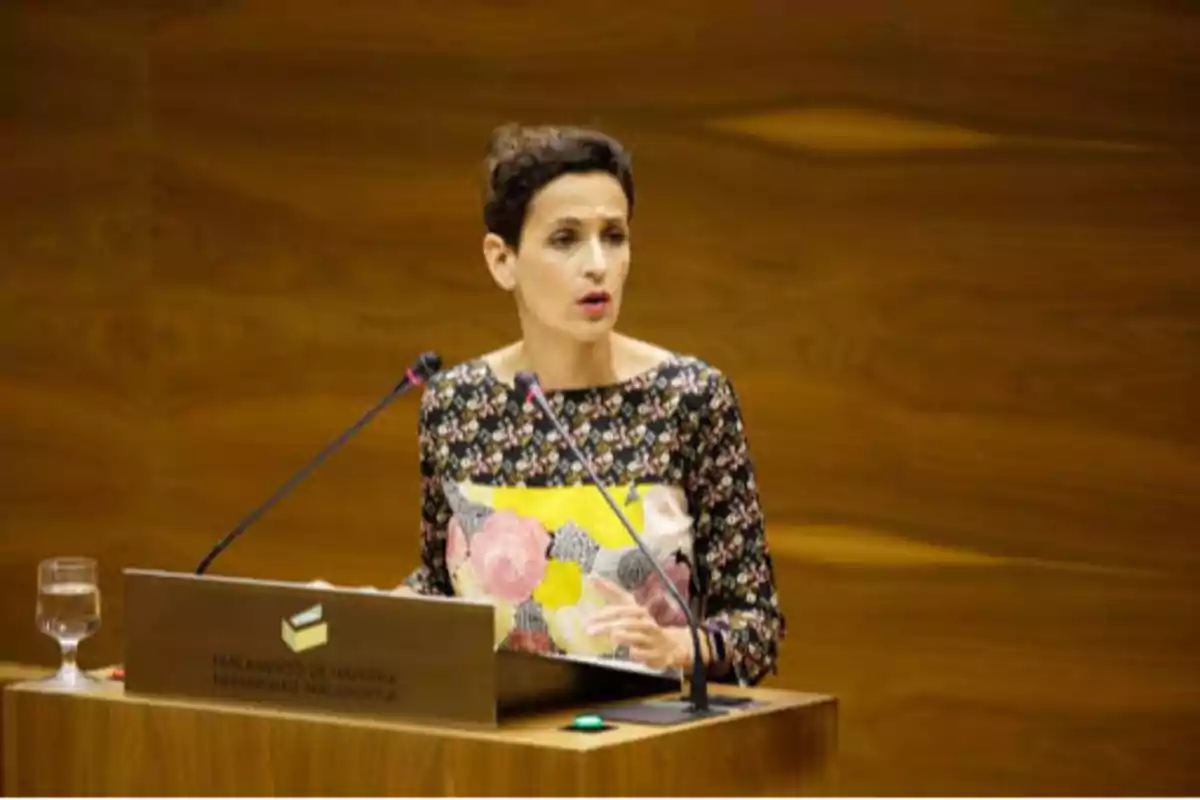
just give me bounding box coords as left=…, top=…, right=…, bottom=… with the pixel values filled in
left=483, top=233, right=517, bottom=291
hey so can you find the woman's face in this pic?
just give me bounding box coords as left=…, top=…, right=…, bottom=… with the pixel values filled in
left=485, top=172, right=631, bottom=343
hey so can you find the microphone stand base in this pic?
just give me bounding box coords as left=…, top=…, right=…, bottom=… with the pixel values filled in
left=684, top=693, right=757, bottom=708
left=588, top=698, right=730, bottom=727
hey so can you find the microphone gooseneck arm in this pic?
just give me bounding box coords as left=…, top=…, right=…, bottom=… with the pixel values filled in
left=516, top=372, right=712, bottom=713
left=194, top=352, right=442, bottom=576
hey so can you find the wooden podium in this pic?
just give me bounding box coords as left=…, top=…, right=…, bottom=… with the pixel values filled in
left=3, top=570, right=838, bottom=795
left=4, top=678, right=835, bottom=796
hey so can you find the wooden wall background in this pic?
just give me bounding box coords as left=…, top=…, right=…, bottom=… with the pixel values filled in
left=3, top=0, right=1198, bottom=794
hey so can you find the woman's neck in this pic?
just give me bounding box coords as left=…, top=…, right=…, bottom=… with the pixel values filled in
left=515, top=332, right=620, bottom=391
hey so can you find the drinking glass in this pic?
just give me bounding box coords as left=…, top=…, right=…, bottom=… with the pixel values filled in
left=36, top=556, right=102, bottom=688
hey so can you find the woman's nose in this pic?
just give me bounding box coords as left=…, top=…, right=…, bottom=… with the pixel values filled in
left=582, top=238, right=610, bottom=277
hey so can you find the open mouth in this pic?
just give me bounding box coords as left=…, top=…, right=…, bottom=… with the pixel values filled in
left=578, top=291, right=611, bottom=311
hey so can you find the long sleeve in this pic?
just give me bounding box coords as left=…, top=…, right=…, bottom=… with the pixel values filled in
left=687, top=370, right=785, bottom=686
left=401, top=385, right=454, bottom=596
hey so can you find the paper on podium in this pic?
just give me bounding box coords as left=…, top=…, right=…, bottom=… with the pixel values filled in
left=543, top=649, right=682, bottom=682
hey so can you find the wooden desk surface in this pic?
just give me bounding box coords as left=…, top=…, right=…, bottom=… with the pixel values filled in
left=4, top=678, right=837, bottom=796
left=0, top=664, right=50, bottom=683
left=0, top=664, right=50, bottom=795
left=8, top=677, right=832, bottom=750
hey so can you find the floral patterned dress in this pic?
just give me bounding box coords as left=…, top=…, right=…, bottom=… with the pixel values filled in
left=401, top=354, right=785, bottom=686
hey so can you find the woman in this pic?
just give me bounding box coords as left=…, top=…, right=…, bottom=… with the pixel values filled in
left=401, top=123, right=784, bottom=686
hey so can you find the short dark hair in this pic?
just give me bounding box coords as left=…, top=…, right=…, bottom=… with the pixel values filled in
left=482, top=123, right=635, bottom=249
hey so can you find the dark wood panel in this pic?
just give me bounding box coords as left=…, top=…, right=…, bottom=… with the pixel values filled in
left=0, top=1, right=153, bottom=674
left=2, top=0, right=1198, bottom=794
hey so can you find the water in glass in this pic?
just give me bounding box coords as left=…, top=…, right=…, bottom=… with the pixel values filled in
left=37, top=581, right=101, bottom=642
left=36, top=557, right=102, bottom=688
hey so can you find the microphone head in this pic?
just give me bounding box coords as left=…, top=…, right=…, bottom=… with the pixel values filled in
left=514, top=370, right=541, bottom=402
left=410, top=351, right=443, bottom=383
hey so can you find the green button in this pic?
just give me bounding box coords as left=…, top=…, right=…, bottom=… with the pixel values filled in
left=572, top=714, right=605, bottom=730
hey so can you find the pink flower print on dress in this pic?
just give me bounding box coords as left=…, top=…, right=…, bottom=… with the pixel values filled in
left=503, top=628, right=554, bottom=654
left=469, top=511, right=550, bottom=604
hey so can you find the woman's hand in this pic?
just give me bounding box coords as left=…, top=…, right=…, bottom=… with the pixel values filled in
left=585, top=579, right=690, bottom=671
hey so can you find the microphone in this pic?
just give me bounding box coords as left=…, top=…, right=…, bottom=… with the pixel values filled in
left=514, top=370, right=721, bottom=717
left=194, top=351, right=443, bottom=575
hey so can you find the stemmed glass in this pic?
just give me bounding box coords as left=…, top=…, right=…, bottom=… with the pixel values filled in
left=36, top=557, right=102, bottom=688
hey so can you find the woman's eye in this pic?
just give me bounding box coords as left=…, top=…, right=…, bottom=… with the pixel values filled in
left=604, top=229, right=628, bottom=244
left=549, top=230, right=577, bottom=247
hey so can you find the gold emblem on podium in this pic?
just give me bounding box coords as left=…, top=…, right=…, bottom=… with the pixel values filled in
left=282, top=604, right=328, bottom=653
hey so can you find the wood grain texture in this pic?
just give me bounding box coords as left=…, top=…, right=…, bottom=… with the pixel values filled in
left=0, top=664, right=51, bottom=794
left=2, top=680, right=836, bottom=796
left=2, top=0, right=1199, bottom=794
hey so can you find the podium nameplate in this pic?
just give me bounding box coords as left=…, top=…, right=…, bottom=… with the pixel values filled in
left=122, top=568, right=679, bottom=728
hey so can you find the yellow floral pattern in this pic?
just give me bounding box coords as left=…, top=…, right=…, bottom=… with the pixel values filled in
left=533, top=559, right=583, bottom=610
